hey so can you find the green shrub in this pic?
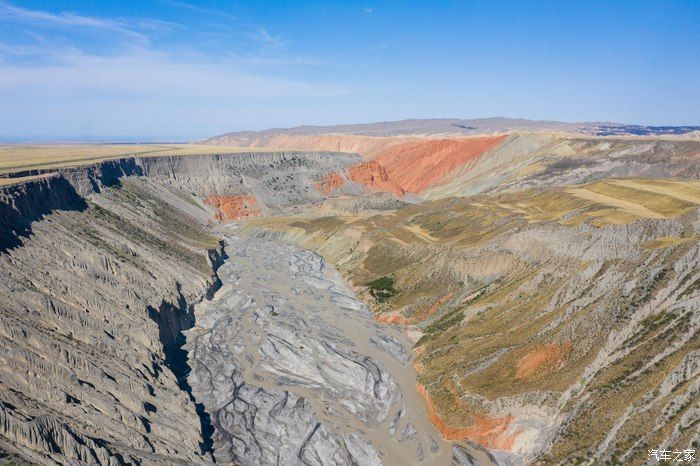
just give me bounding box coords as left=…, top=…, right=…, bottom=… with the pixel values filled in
left=367, top=276, right=396, bottom=302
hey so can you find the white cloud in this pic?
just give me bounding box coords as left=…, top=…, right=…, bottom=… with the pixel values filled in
left=246, top=26, right=286, bottom=47
left=0, top=47, right=349, bottom=99
left=0, top=2, right=149, bottom=43
left=156, top=0, right=237, bottom=21
left=0, top=1, right=351, bottom=137
left=0, top=2, right=345, bottom=100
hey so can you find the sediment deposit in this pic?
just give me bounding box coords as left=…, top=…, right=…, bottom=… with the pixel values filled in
left=184, top=232, right=494, bottom=465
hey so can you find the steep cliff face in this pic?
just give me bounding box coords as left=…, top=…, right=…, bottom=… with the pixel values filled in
left=372, top=135, right=507, bottom=193
left=202, top=129, right=700, bottom=197
left=315, top=171, right=346, bottom=195
left=0, top=150, right=406, bottom=465
left=0, top=175, right=87, bottom=252
left=0, top=177, right=221, bottom=464
left=348, top=161, right=405, bottom=196
left=199, top=133, right=509, bottom=194
left=204, top=194, right=262, bottom=221
left=135, top=151, right=409, bottom=210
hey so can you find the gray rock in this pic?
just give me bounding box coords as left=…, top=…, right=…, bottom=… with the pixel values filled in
left=184, top=235, right=457, bottom=465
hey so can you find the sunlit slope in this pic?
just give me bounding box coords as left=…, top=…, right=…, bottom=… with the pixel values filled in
left=372, top=135, right=507, bottom=192
left=423, top=134, right=700, bottom=198
left=201, top=132, right=511, bottom=193
left=239, top=179, right=700, bottom=464
left=206, top=130, right=700, bottom=197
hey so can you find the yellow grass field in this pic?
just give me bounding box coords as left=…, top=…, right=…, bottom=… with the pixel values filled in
left=0, top=144, right=273, bottom=182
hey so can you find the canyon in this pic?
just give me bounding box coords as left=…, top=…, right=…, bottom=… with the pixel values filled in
left=0, top=119, right=699, bottom=465
left=0, top=149, right=500, bottom=465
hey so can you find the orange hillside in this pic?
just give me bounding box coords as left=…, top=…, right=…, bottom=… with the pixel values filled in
left=373, top=135, right=507, bottom=193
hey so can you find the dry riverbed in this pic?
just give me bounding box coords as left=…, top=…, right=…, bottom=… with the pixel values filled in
left=184, top=229, right=501, bottom=465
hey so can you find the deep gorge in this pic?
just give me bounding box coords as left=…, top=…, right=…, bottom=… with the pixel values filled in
left=0, top=152, right=494, bottom=465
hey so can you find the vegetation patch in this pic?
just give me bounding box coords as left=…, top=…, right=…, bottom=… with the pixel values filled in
left=366, top=276, right=396, bottom=302
left=416, top=308, right=465, bottom=346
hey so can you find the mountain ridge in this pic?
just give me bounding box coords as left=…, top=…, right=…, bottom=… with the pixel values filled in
left=203, top=117, right=700, bottom=143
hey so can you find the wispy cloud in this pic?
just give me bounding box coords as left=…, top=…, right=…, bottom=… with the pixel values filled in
left=246, top=26, right=286, bottom=47
left=0, top=1, right=352, bottom=137
left=156, top=0, right=237, bottom=21
left=132, top=18, right=185, bottom=34
left=223, top=51, right=335, bottom=67
left=157, top=1, right=288, bottom=50
left=0, top=2, right=347, bottom=101
left=364, top=7, right=373, bottom=14
left=0, top=47, right=350, bottom=99
left=0, top=2, right=149, bottom=43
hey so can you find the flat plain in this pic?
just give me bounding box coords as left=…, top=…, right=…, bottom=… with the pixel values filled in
left=0, top=144, right=270, bottom=182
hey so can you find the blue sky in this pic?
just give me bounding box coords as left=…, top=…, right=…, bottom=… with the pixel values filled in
left=0, top=1, right=698, bottom=141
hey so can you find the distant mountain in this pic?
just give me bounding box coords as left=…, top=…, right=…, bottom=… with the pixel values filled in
left=203, top=117, right=700, bottom=145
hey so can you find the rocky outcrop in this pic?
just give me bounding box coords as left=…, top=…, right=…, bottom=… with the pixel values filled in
left=348, top=161, right=405, bottom=197
left=373, top=136, right=507, bottom=193
left=204, top=194, right=262, bottom=221
left=315, top=171, right=346, bottom=195
left=416, top=385, right=519, bottom=448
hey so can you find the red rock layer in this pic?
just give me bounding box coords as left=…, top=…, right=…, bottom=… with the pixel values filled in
left=416, top=384, right=521, bottom=450
left=374, top=135, right=508, bottom=193
left=214, top=133, right=509, bottom=193
left=315, top=172, right=346, bottom=195
left=375, top=313, right=410, bottom=325
left=515, top=341, right=572, bottom=379
left=204, top=194, right=262, bottom=221
left=348, top=161, right=405, bottom=197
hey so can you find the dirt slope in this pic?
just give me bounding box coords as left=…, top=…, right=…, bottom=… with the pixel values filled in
left=201, top=132, right=509, bottom=194
left=239, top=176, right=700, bottom=465
left=373, top=135, right=507, bottom=193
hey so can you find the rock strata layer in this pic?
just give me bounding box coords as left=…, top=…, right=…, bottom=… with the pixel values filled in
left=0, top=177, right=220, bottom=464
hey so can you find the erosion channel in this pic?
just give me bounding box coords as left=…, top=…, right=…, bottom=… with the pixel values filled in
left=185, top=228, right=497, bottom=465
